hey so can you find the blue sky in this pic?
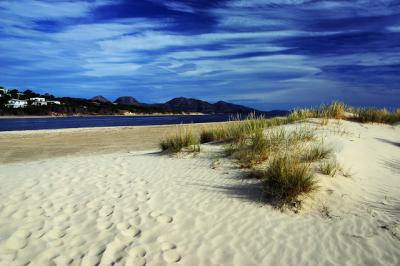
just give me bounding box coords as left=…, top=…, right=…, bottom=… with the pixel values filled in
left=0, top=0, right=399, bottom=110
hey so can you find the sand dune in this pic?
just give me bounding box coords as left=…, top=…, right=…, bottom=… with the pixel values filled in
left=0, top=120, right=399, bottom=265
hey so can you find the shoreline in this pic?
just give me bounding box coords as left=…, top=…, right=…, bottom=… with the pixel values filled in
left=0, top=112, right=206, bottom=119
left=0, top=122, right=228, bottom=164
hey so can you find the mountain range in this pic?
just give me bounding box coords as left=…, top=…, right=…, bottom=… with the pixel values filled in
left=91, top=96, right=288, bottom=116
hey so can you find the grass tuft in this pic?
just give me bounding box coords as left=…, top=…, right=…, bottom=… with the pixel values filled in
left=355, top=108, right=400, bottom=124
left=319, top=159, right=341, bottom=177
left=160, top=127, right=200, bottom=153
left=301, top=144, right=332, bottom=162
left=258, top=154, right=317, bottom=208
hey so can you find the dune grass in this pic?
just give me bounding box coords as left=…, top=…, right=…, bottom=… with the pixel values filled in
left=230, top=126, right=316, bottom=168
left=301, top=144, right=332, bottom=162
left=288, top=100, right=399, bottom=125
left=200, top=126, right=227, bottom=143
left=257, top=154, right=317, bottom=208
left=288, top=101, right=347, bottom=122
left=160, top=127, right=200, bottom=153
left=319, top=159, right=341, bottom=177
left=355, top=108, right=400, bottom=124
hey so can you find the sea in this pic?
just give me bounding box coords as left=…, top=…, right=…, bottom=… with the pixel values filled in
left=0, top=115, right=234, bottom=131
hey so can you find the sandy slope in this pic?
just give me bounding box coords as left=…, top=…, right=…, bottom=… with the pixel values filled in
left=0, top=120, right=399, bottom=266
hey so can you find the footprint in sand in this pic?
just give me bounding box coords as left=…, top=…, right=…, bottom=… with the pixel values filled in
left=121, top=227, right=141, bottom=238
left=128, top=246, right=146, bottom=258
left=157, top=215, right=173, bottom=224
left=100, top=239, right=128, bottom=265
left=149, top=211, right=174, bottom=224
left=135, top=191, right=151, bottom=202
left=163, top=249, right=181, bottom=263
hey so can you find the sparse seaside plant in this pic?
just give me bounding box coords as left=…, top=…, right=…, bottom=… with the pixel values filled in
left=160, top=127, right=200, bottom=153
left=355, top=108, right=400, bottom=124
left=257, top=153, right=317, bottom=208
left=301, top=144, right=332, bottom=162
left=319, top=159, right=341, bottom=177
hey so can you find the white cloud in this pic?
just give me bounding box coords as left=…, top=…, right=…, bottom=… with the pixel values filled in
left=82, top=63, right=142, bottom=77
left=0, top=0, right=92, bottom=19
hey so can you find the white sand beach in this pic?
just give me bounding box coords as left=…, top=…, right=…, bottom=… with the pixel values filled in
left=0, top=120, right=399, bottom=265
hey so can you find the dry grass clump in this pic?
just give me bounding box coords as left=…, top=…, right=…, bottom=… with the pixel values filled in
left=301, top=144, right=332, bottom=162
left=230, top=126, right=316, bottom=168
left=258, top=154, right=317, bottom=208
left=319, top=159, right=341, bottom=177
left=160, top=127, right=200, bottom=153
left=200, top=126, right=227, bottom=143
left=200, top=115, right=294, bottom=145
left=288, top=101, right=347, bottom=122
left=355, top=108, right=400, bottom=124
left=320, top=101, right=346, bottom=119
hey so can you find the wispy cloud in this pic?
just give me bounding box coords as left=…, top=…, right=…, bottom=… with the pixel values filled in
left=0, top=0, right=399, bottom=108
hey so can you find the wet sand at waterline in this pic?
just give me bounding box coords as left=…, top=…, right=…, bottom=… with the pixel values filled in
left=0, top=123, right=226, bottom=164
left=0, top=120, right=399, bottom=265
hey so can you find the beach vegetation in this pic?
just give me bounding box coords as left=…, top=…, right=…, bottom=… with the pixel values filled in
left=256, top=154, right=317, bottom=208
left=319, top=159, right=341, bottom=177
left=354, top=108, right=400, bottom=124
left=160, top=127, right=200, bottom=153
left=301, top=144, right=332, bottom=162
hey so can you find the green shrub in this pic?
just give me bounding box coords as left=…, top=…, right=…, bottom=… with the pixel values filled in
left=160, top=127, right=200, bottom=153
left=259, top=154, right=317, bottom=208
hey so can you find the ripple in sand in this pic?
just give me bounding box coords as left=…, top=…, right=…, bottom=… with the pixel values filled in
left=47, top=228, right=66, bottom=239
left=97, top=220, right=113, bottom=230
left=128, top=246, right=146, bottom=258
left=163, top=250, right=181, bottom=263
left=99, top=206, right=114, bottom=217
left=161, top=242, right=176, bottom=251
left=121, top=227, right=141, bottom=238
left=125, top=256, right=146, bottom=266
left=81, top=255, right=100, bottom=266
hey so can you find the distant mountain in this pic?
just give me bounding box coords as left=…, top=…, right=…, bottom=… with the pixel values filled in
left=114, top=96, right=140, bottom=106
left=91, top=95, right=110, bottom=103
left=161, top=97, right=262, bottom=114
left=113, top=96, right=289, bottom=116
left=162, top=97, right=216, bottom=113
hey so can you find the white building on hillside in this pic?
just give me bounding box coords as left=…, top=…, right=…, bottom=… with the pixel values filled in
left=46, top=100, right=61, bottom=105
left=6, top=99, right=28, bottom=108
left=30, top=97, right=47, bottom=106
left=0, top=88, right=8, bottom=94
left=30, top=97, right=46, bottom=102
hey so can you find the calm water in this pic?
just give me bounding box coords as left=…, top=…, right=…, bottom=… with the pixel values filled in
left=0, top=115, right=233, bottom=131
